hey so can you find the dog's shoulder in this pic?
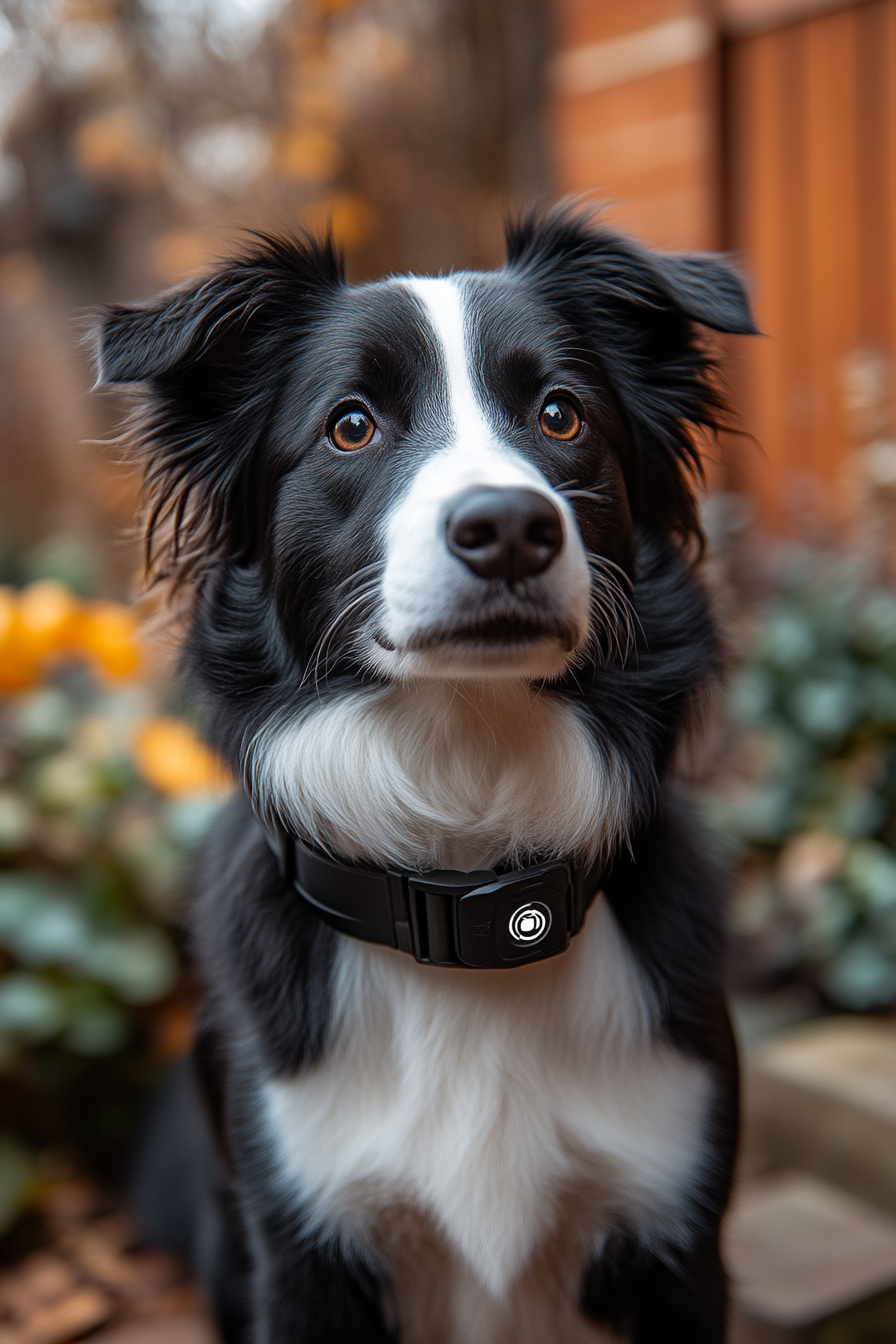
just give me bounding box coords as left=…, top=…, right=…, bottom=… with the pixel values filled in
left=192, top=795, right=339, bottom=1075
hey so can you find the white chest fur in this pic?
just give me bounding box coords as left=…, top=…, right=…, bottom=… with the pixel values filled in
left=263, top=900, right=712, bottom=1343
left=248, top=680, right=631, bottom=871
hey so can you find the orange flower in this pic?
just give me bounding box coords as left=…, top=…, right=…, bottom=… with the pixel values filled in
left=74, top=602, right=141, bottom=682
left=0, top=587, right=39, bottom=693
left=132, top=718, right=232, bottom=797
left=153, top=999, right=196, bottom=1059
left=18, top=580, right=79, bottom=661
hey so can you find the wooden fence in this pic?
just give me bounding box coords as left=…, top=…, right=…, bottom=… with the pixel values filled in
left=552, top=0, right=896, bottom=530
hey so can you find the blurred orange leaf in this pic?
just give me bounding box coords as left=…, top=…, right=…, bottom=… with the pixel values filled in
left=74, top=108, right=161, bottom=190
left=152, top=1000, right=196, bottom=1059
left=18, top=581, right=80, bottom=661
left=286, top=85, right=345, bottom=129
left=73, top=603, right=141, bottom=683
left=302, top=192, right=377, bottom=247
left=132, top=719, right=232, bottom=797
left=0, top=587, right=39, bottom=693
left=276, top=129, right=342, bottom=185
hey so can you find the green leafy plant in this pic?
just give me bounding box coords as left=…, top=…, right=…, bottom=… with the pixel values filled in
left=708, top=546, right=896, bottom=1010
left=0, top=581, right=230, bottom=1234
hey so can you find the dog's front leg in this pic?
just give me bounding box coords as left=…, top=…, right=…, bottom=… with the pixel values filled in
left=580, top=1232, right=728, bottom=1343
left=193, top=821, right=398, bottom=1343
left=241, top=1198, right=398, bottom=1344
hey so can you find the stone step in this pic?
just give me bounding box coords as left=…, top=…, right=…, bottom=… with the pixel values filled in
left=726, top=1173, right=896, bottom=1343
left=742, top=1017, right=896, bottom=1217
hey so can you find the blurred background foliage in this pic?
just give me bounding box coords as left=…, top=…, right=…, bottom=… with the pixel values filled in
left=705, top=450, right=896, bottom=1015
left=0, top=542, right=231, bottom=1237
left=711, top=554, right=896, bottom=1010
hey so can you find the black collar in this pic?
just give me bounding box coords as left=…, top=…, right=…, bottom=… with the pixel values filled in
left=269, top=827, right=603, bottom=969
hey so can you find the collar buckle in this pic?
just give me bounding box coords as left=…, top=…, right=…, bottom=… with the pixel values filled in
left=283, top=833, right=601, bottom=969
left=405, top=864, right=572, bottom=968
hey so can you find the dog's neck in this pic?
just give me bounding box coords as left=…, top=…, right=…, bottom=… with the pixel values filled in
left=252, top=679, right=631, bottom=873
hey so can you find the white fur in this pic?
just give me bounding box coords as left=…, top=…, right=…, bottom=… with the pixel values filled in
left=405, top=277, right=491, bottom=450
left=248, top=679, right=630, bottom=871
left=264, top=901, right=712, bottom=1342
left=366, top=277, right=592, bottom=682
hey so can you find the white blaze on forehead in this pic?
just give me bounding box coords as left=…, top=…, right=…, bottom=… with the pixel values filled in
left=404, top=276, right=497, bottom=448
left=370, top=274, right=592, bottom=679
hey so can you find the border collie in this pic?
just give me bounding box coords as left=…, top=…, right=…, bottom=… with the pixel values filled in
left=97, top=206, right=755, bottom=1344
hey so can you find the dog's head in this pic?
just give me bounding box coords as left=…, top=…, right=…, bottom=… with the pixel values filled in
left=96, top=208, right=754, bottom=687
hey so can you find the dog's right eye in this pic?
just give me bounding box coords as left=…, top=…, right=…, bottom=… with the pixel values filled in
left=329, top=408, right=376, bottom=452
left=539, top=396, right=582, bottom=442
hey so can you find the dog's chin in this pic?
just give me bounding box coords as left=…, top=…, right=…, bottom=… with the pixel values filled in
left=363, top=619, right=584, bottom=682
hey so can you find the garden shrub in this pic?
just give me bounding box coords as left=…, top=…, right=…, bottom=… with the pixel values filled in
left=708, top=546, right=896, bottom=1010
left=0, top=579, right=229, bottom=1234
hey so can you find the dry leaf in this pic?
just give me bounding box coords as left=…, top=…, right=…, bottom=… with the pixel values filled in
left=21, top=1287, right=113, bottom=1344
left=0, top=1255, right=80, bottom=1320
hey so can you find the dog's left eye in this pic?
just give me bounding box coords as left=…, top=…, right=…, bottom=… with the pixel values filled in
left=539, top=397, right=582, bottom=442
left=330, top=409, right=376, bottom=452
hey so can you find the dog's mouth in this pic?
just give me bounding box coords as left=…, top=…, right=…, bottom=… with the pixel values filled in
left=365, top=585, right=589, bottom=679
left=405, top=616, right=576, bottom=652
left=373, top=614, right=579, bottom=656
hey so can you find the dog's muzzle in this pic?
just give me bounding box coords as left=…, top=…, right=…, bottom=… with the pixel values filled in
left=268, top=830, right=603, bottom=969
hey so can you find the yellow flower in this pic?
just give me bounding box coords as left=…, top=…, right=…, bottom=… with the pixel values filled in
left=132, top=719, right=232, bottom=797
left=1, top=585, right=144, bottom=691
left=0, top=587, right=39, bottom=693
left=74, top=602, right=141, bottom=682
left=18, top=581, right=79, bottom=660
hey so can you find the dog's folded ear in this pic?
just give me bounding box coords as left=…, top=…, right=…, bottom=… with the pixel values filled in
left=506, top=206, right=757, bottom=545
left=97, top=272, right=260, bottom=387
left=95, top=233, right=343, bottom=387
left=93, top=234, right=343, bottom=595
left=644, top=250, right=757, bottom=338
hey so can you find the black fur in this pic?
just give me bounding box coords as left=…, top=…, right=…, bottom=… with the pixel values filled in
left=101, top=205, right=755, bottom=1343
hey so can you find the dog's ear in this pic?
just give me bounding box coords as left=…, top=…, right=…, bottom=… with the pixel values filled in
left=94, top=234, right=343, bottom=595
left=645, top=249, right=756, bottom=337
left=505, top=207, right=757, bottom=544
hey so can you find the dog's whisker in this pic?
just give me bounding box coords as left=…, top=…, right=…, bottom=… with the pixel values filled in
left=585, top=558, right=642, bottom=652
left=558, top=488, right=608, bottom=506
left=312, top=583, right=380, bottom=670
left=302, top=582, right=382, bottom=692
left=334, top=562, right=382, bottom=593
left=583, top=560, right=640, bottom=666
left=585, top=551, right=635, bottom=592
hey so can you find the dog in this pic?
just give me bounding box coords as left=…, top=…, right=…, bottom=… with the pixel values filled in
left=97, top=206, right=755, bottom=1344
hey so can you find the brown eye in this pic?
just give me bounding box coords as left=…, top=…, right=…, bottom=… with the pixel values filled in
left=330, top=409, right=376, bottom=452
left=539, top=398, right=581, bottom=442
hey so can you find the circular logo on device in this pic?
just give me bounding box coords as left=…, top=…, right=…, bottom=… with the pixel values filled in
left=508, top=901, right=552, bottom=944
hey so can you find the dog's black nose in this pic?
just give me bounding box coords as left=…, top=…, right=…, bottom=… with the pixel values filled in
left=446, top=487, right=563, bottom=583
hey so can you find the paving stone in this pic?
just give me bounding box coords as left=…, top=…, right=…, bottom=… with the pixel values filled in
left=20, top=1287, right=114, bottom=1344
left=726, top=1173, right=896, bottom=1343
left=0, top=1254, right=80, bottom=1320
left=90, top=1314, right=218, bottom=1344
left=731, top=992, right=820, bottom=1054
left=743, top=1017, right=896, bottom=1216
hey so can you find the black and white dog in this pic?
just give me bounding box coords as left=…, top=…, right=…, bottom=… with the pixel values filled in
left=97, top=207, right=755, bottom=1344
